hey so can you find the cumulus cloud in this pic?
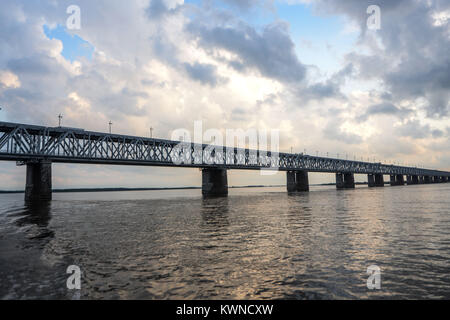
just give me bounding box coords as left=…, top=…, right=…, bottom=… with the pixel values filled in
left=394, top=119, right=445, bottom=140
left=146, top=0, right=183, bottom=19
left=323, top=117, right=363, bottom=145
left=0, top=70, right=21, bottom=88
left=183, top=62, right=226, bottom=86
left=187, top=19, right=307, bottom=83
left=315, top=0, right=450, bottom=118
left=357, top=102, right=414, bottom=121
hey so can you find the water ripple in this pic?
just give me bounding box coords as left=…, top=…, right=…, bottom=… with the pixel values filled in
left=1, top=184, right=450, bottom=299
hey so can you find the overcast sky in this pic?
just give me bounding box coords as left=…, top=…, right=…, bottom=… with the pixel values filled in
left=1, top=0, right=449, bottom=189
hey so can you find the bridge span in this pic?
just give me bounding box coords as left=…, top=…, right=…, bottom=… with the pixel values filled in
left=1, top=121, right=449, bottom=200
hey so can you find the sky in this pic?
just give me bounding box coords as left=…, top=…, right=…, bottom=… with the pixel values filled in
left=0, top=0, right=450, bottom=189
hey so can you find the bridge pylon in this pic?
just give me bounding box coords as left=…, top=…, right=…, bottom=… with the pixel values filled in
left=336, top=172, right=355, bottom=189
left=390, top=174, right=405, bottom=186
left=286, top=170, right=309, bottom=192
left=202, top=168, right=228, bottom=197
left=25, top=160, right=52, bottom=201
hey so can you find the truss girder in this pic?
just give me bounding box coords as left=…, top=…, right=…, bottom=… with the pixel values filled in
left=1, top=122, right=449, bottom=177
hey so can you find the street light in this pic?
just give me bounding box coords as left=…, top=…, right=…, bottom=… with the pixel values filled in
left=150, top=127, right=153, bottom=138
left=109, top=121, right=112, bottom=134
left=58, top=114, right=63, bottom=127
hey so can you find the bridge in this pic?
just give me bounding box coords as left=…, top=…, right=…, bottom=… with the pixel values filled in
left=1, top=121, right=449, bottom=200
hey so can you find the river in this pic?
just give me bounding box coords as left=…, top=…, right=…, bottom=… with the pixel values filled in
left=1, top=184, right=449, bottom=299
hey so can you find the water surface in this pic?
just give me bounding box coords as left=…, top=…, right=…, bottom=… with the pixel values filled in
left=1, top=184, right=449, bottom=299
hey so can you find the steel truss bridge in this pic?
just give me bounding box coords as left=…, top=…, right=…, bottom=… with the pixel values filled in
left=0, top=121, right=449, bottom=177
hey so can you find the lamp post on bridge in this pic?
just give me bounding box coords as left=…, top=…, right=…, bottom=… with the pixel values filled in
left=109, top=121, right=112, bottom=134
left=150, top=127, right=153, bottom=138
left=58, top=114, right=63, bottom=127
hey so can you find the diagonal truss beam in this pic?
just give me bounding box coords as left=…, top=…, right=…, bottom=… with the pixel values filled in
left=0, top=121, right=449, bottom=177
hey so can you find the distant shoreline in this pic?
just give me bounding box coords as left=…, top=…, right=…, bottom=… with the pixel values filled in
left=0, top=182, right=373, bottom=194
left=0, top=185, right=274, bottom=194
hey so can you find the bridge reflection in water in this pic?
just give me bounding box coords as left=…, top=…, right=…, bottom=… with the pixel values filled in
left=1, top=121, right=449, bottom=200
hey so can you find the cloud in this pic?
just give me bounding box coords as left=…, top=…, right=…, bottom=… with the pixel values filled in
left=357, top=102, right=413, bottom=121
left=314, top=0, right=450, bottom=118
left=394, top=119, right=442, bottom=139
left=183, top=62, right=226, bottom=86
left=0, top=70, right=21, bottom=88
left=291, top=63, right=354, bottom=102
left=187, top=19, right=307, bottom=83
left=323, top=117, right=363, bottom=145
left=146, top=0, right=183, bottom=19
left=431, top=128, right=444, bottom=138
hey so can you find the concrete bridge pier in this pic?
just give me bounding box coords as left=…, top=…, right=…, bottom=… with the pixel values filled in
left=336, top=173, right=355, bottom=189
left=407, top=175, right=419, bottom=185
left=390, top=175, right=396, bottom=186
left=390, top=174, right=404, bottom=186
left=374, top=174, right=384, bottom=187
left=368, top=174, right=384, bottom=187
left=368, top=174, right=375, bottom=187
left=25, top=160, right=52, bottom=201
left=202, top=168, right=228, bottom=197
left=287, top=170, right=309, bottom=192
